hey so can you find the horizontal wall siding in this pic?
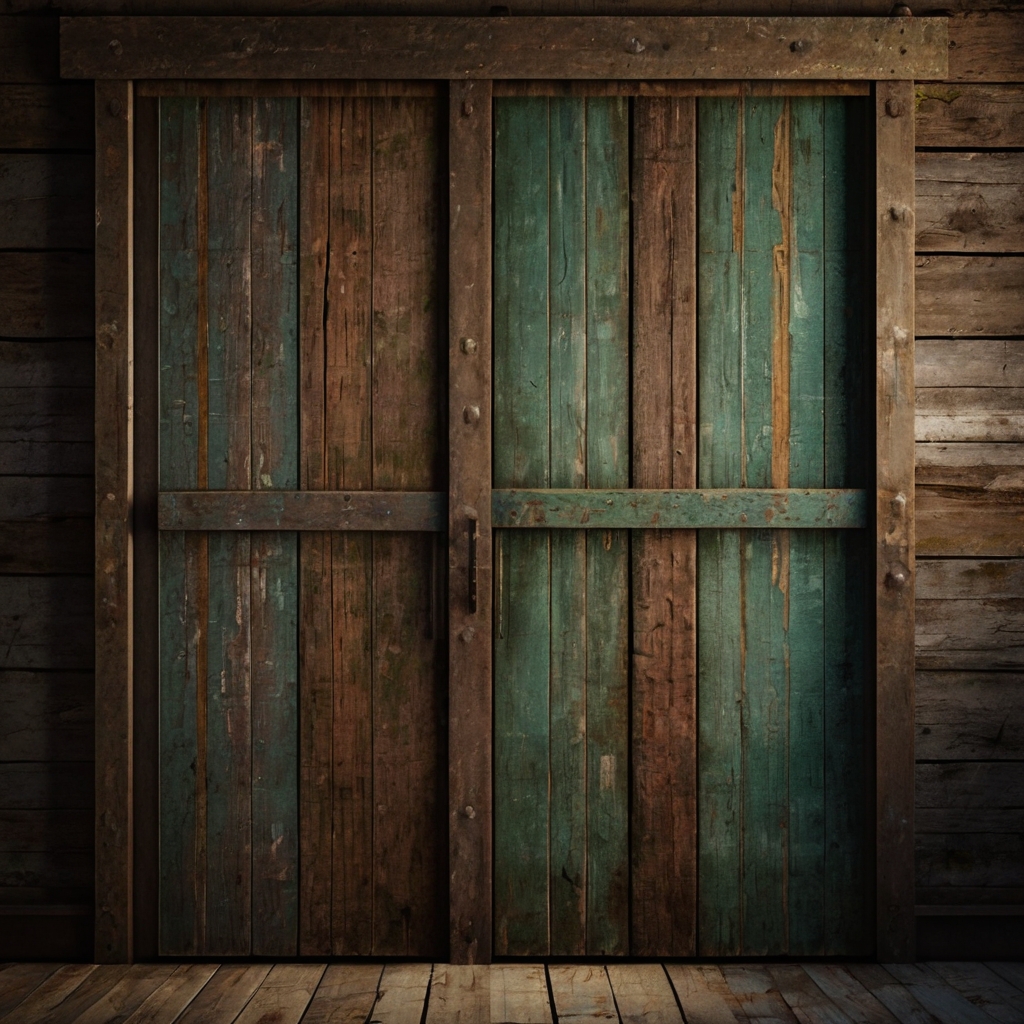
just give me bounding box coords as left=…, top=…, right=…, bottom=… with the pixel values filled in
left=0, top=12, right=94, bottom=957
left=915, top=72, right=1024, bottom=930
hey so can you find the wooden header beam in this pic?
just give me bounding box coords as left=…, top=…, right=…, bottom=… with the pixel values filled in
left=61, top=16, right=948, bottom=81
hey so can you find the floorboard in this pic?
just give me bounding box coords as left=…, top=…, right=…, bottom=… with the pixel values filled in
left=0, top=961, right=1016, bottom=1024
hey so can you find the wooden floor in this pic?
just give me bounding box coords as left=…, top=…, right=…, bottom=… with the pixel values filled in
left=1, top=960, right=1023, bottom=1023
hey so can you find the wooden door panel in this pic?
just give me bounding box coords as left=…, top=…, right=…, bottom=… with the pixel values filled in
left=696, top=95, right=871, bottom=957
left=493, top=96, right=631, bottom=957
left=157, top=94, right=447, bottom=957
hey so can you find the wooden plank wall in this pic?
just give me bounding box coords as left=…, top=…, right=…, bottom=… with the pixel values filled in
left=0, top=15, right=95, bottom=959
left=0, top=2, right=1021, bottom=961
left=914, top=17, right=1024, bottom=952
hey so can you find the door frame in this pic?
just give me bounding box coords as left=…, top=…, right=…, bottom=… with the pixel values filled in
left=75, top=15, right=948, bottom=963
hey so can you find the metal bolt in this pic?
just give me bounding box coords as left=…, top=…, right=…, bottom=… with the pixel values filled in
left=108, top=98, right=122, bottom=117
left=463, top=404, right=481, bottom=425
left=462, top=99, right=474, bottom=117
left=885, top=97, right=905, bottom=118
left=109, top=38, right=123, bottom=56
left=461, top=337, right=477, bottom=354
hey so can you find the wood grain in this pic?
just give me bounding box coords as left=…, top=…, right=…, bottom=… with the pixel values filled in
left=0, top=83, right=93, bottom=148
left=916, top=84, right=1024, bottom=149
left=0, top=252, right=93, bottom=337
left=916, top=153, right=1024, bottom=254
left=0, top=671, right=92, bottom=761
left=630, top=95, right=697, bottom=958
left=875, top=79, right=917, bottom=964
left=916, top=670, right=1024, bottom=761
left=0, top=577, right=94, bottom=670
left=60, top=15, right=948, bottom=81
left=301, top=963, right=382, bottom=1024
left=447, top=78, right=492, bottom=966
left=916, top=257, right=1024, bottom=339
left=94, top=77, right=133, bottom=965
left=0, top=154, right=93, bottom=249
left=946, top=11, right=1024, bottom=84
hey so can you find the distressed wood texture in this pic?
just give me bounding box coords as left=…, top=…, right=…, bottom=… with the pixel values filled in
left=875, top=79, right=916, bottom=964
left=945, top=11, right=1024, bottom=83
left=94, top=78, right=133, bottom=965
left=159, top=490, right=445, bottom=531
left=0, top=154, right=93, bottom=249
left=448, top=79, right=492, bottom=966
left=915, top=153, right=1024, bottom=254
left=916, top=558, right=1024, bottom=671
left=917, top=443, right=1024, bottom=557
left=60, top=16, right=948, bottom=81
left=493, top=95, right=630, bottom=957
left=0, top=252, right=93, bottom=338
left=916, top=84, right=1024, bottom=149
left=916, top=256, right=1024, bottom=338
left=157, top=94, right=446, bottom=958
left=297, top=94, right=447, bottom=957
left=0, top=83, right=93, bottom=149
left=630, top=96, right=697, bottom=958
left=696, top=94, right=869, bottom=957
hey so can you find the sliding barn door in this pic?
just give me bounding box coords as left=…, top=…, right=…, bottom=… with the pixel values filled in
left=157, top=94, right=447, bottom=957
left=491, top=93, right=872, bottom=957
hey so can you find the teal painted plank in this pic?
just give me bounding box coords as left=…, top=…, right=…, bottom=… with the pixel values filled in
left=696, top=96, right=744, bottom=956
left=204, top=97, right=253, bottom=956
left=158, top=96, right=202, bottom=956
left=547, top=96, right=587, bottom=957
left=786, top=96, right=826, bottom=957
left=250, top=96, right=300, bottom=956
left=738, top=96, right=788, bottom=957
left=584, top=96, right=630, bottom=956
left=491, top=488, right=867, bottom=529
left=823, top=95, right=870, bottom=955
left=494, top=96, right=551, bottom=956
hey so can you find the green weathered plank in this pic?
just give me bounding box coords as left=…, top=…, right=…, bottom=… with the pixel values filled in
left=823, top=95, right=870, bottom=956
left=786, top=96, right=826, bottom=957
left=158, top=96, right=202, bottom=956
left=491, top=489, right=867, bottom=529
left=737, top=95, right=787, bottom=958
left=204, top=96, right=253, bottom=956
left=249, top=96, right=299, bottom=957
left=584, top=96, right=630, bottom=957
left=696, top=96, right=744, bottom=956
left=493, top=96, right=551, bottom=956
left=547, top=95, right=587, bottom=958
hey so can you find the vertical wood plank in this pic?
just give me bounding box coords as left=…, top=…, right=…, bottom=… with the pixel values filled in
left=823, top=94, right=870, bottom=956
left=132, top=91, right=161, bottom=961
left=370, top=96, right=446, bottom=957
left=583, top=95, right=630, bottom=957
left=204, top=95, right=253, bottom=957
left=875, top=78, right=917, bottom=963
left=448, top=78, right=493, bottom=966
left=738, top=95, right=788, bottom=957
left=493, top=95, right=551, bottom=957
left=786, top=95, right=826, bottom=957
left=547, top=94, right=587, bottom=959
left=158, top=95, right=202, bottom=958
left=696, top=96, right=744, bottom=956
left=631, top=95, right=698, bottom=958
left=95, top=77, right=134, bottom=963
left=250, top=95, right=300, bottom=957
left=297, top=94, right=332, bottom=957
left=325, top=96, right=375, bottom=957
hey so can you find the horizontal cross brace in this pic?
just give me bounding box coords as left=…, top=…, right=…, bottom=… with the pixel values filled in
left=159, top=487, right=866, bottom=532
left=60, top=16, right=948, bottom=81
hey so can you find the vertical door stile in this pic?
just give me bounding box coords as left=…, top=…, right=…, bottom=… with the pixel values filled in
left=298, top=94, right=332, bottom=956
left=448, top=78, right=494, bottom=966
left=630, top=95, right=698, bottom=958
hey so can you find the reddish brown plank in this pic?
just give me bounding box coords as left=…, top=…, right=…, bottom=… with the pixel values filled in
left=325, top=95, right=375, bottom=957
left=447, top=78, right=493, bottom=966
left=875, top=79, right=917, bottom=963
left=298, top=94, right=333, bottom=957
left=370, top=95, right=445, bottom=957
left=630, top=95, right=697, bottom=958
left=946, top=11, right=1024, bottom=84
left=94, top=77, right=134, bottom=965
